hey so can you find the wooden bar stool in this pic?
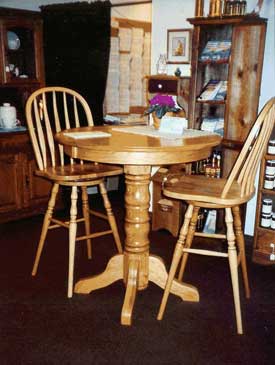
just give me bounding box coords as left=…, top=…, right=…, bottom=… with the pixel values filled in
left=157, top=98, right=275, bottom=334
left=25, top=86, right=123, bottom=298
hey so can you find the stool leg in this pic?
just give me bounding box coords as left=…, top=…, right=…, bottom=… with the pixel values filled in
left=68, top=186, right=78, bottom=298
left=81, top=186, right=92, bottom=259
left=232, top=206, right=250, bottom=299
left=178, top=205, right=200, bottom=281
left=99, top=182, right=122, bottom=254
left=225, top=207, right=243, bottom=335
left=157, top=204, right=194, bottom=320
left=32, top=183, right=59, bottom=276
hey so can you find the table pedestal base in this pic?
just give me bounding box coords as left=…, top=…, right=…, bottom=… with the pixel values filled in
left=74, top=254, right=199, bottom=325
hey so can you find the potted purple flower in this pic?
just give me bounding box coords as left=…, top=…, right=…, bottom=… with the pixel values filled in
left=144, top=94, right=180, bottom=119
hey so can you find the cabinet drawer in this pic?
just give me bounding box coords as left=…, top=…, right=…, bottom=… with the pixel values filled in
left=148, top=79, right=178, bottom=94
left=0, top=154, right=21, bottom=212
left=255, top=229, right=275, bottom=251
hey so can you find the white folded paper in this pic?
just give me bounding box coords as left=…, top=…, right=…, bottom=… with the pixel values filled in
left=159, top=116, right=188, bottom=135
left=63, top=131, right=111, bottom=139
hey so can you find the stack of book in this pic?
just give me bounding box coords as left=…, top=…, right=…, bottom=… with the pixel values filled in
left=198, top=80, right=227, bottom=101
left=200, top=117, right=224, bottom=136
left=199, top=40, right=231, bottom=62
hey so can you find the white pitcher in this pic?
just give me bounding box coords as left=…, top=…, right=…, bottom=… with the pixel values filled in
left=0, top=103, right=17, bottom=128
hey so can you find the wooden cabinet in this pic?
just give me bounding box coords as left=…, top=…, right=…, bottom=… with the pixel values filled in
left=0, top=132, right=51, bottom=223
left=152, top=167, right=184, bottom=237
left=146, top=74, right=190, bottom=116
left=253, top=130, right=275, bottom=265
left=187, top=15, right=267, bottom=176
left=0, top=8, right=50, bottom=223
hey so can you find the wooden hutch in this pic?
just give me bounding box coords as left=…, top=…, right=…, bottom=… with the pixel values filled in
left=0, top=7, right=51, bottom=223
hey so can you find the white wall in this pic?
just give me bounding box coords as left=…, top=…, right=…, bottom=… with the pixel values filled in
left=151, top=0, right=194, bottom=76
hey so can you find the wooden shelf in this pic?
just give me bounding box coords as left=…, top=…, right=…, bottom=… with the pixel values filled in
left=198, top=60, right=229, bottom=65
left=256, top=226, right=275, bottom=234
left=264, top=154, right=275, bottom=160
left=261, top=188, right=275, bottom=196
left=196, top=99, right=226, bottom=105
left=188, top=15, right=267, bottom=26
left=221, top=138, right=243, bottom=150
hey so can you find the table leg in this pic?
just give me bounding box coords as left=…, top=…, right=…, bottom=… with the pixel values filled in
left=121, top=259, right=139, bottom=325
left=148, top=255, right=199, bottom=301
left=74, top=254, right=124, bottom=293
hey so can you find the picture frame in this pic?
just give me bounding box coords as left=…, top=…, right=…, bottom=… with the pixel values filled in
left=167, top=29, right=192, bottom=64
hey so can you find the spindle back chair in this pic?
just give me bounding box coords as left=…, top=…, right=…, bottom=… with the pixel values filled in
left=26, top=86, right=123, bottom=297
left=157, top=97, right=275, bottom=334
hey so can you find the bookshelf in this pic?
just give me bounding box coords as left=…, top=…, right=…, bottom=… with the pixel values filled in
left=187, top=15, right=267, bottom=177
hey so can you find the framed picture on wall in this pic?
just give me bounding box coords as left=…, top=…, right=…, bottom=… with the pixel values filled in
left=167, top=29, right=192, bottom=64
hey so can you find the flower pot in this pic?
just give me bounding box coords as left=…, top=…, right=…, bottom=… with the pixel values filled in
left=152, top=112, right=162, bottom=129
left=152, top=111, right=175, bottom=130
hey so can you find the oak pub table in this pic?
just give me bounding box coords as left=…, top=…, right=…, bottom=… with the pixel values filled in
left=56, top=125, right=221, bottom=325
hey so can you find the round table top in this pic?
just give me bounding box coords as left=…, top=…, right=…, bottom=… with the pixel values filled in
left=56, top=125, right=221, bottom=166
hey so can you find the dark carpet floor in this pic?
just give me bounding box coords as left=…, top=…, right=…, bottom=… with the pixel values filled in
left=0, top=192, right=275, bottom=364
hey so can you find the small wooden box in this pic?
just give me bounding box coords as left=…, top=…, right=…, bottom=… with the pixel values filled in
left=151, top=167, right=184, bottom=237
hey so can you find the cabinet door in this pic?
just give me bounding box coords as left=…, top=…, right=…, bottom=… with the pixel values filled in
left=225, top=24, right=266, bottom=142
left=23, top=153, right=51, bottom=207
left=1, top=19, right=44, bottom=85
left=0, top=153, right=22, bottom=212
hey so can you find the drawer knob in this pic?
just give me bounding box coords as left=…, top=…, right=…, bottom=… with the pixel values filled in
left=157, top=83, right=163, bottom=89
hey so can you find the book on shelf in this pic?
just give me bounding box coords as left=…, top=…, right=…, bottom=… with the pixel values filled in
left=198, top=80, right=227, bottom=101
left=199, top=40, right=231, bottom=62
left=200, top=117, right=224, bottom=137
left=215, top=80, right=228, bottom=101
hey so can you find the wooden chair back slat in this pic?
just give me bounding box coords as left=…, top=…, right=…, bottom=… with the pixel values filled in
left=63, top=91, right=71, bottom=130
left=25, top=86, right=94, bottom=171
left=238, top=113, right=267, bottom=196
left=221, top=98, right=275, bottom=199
left=73, top=96, right=81, bottom=128
left=28, top=98, right=44, bottom=170
left=52, top=91, right=64, bottom=166
left=42, top=92, right=56, bottom=168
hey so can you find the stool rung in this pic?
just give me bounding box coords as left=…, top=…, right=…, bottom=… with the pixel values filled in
left=75, top=229, right=113, bottom=241
left=182, top=248, right=228, bottom=258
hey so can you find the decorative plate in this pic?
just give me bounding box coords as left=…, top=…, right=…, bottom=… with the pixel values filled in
left=7, top=31, right=21, bottom=50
